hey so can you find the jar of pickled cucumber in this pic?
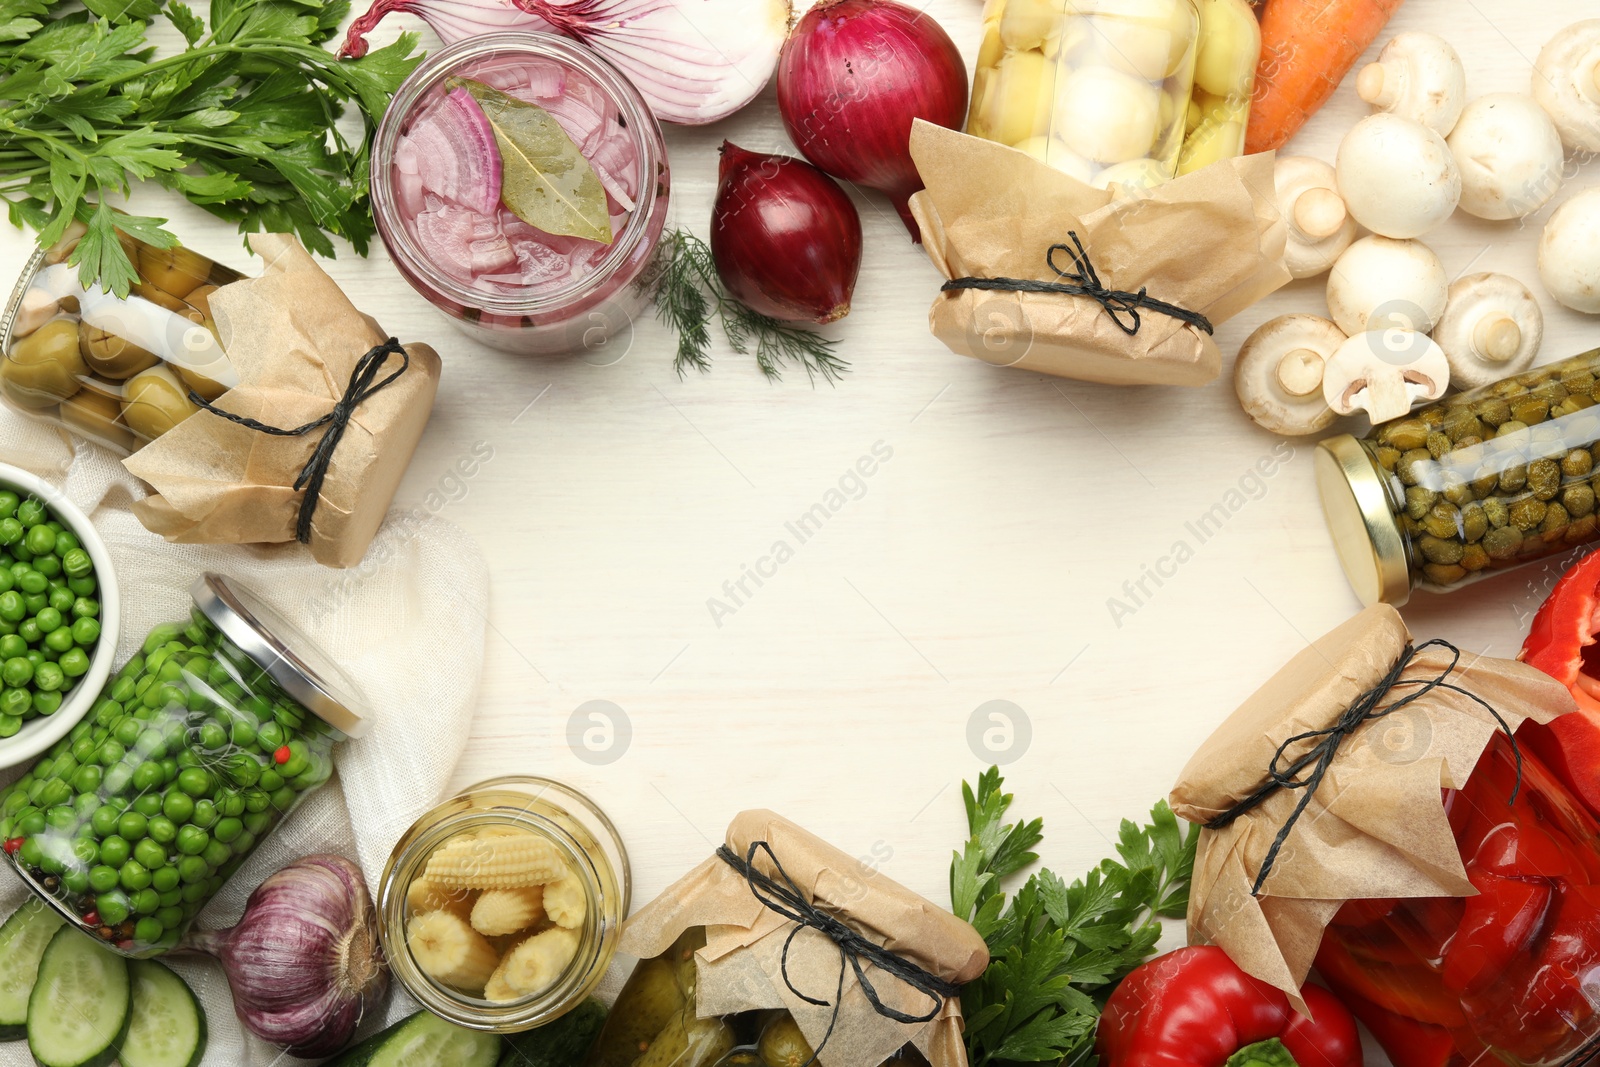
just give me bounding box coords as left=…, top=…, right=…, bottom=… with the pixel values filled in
left=0, top=224, right=242, bottom=454
left=379, top=776, right=629, bottom=1032
left=0, top=574, right=368, bottom=956
left=968, top=0, right=1202, bottom=189
left=1317, top=348, right=1600, bottom=606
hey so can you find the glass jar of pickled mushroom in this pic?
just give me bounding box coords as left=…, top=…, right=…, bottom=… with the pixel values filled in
left=1317, top=733, right=1600, bottom=1067
left=1317, top=348, right=1600, bottom=606
left=968, top=0, right=1202, bottom=189
left=0, top=573, right=368, bottom=956
left=0, top=228, right=242, bottom=454
left=371, top=33, right=671, bottom=356
left=1178, top=0, right=1259, bottom=175
left=378, top=776, right=630, bottom=1032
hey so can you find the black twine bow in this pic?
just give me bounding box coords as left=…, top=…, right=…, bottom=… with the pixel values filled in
left=940, top=232, right=1214, bottom=337
left=716, top=841, right=961, bottom=1067
left=1205, top=639, right=1523, bottom=897
left=187, top=339, right=410, bottom=546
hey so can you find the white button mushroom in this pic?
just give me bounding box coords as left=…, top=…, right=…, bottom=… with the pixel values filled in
left=1322, top=331, right=1451, bottom=425
left=1335, top=113, right=1461, bottom=239
left=1012, top=136, right=1097, bottom=182
left=1055, top=66, right=1161, bottom=164
left=1540, top=186, right=1600, bottom=314
left=1446, top=94, right=1566, bottom=221
left=1234, top=315, right=1347, bottom=436
left=1533, top=19, right=1600, bottom=154
left=1356, top=32, right=1467, bottom=136
left=1326, top=236, right=1449, bottom=337
left=1275, top=156, right=1357, bottom=280
left=1433, top=273, right=1544, bottom=388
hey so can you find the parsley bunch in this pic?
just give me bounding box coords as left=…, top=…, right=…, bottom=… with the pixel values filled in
left=0, top=0, right=422, bottom=296
left=951, top=768, right=1197, bottom=1067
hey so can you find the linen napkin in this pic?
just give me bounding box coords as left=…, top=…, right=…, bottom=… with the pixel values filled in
left=0, top=405, right=490, bottom=1065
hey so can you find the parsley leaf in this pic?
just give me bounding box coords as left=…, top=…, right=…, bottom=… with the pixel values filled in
left=952, top=768, right=1198, bottom=1067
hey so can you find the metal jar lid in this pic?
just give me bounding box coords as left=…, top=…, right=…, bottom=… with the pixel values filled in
left=189, top=573, right=371, bottom=738
left=1314, top=435, right=1412, bottom=608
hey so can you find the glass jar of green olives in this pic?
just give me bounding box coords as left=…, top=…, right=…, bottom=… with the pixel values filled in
left=0, top=573, right=368, bottom=956
left=0, top=223, right=242, bottom=454
left=1317, top=348, right=1600, bottom=606
left=968, top=0, right=1201, bottom=189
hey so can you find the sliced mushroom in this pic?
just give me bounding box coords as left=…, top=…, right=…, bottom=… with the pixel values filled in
left=1433, top=273, right=1544, bottom=388
left=1357, top=32, right=1467, bottom=136
left=1326, top=236, right=1449, bottom=337
left=1235, top=315, right=1347, bottom=436
left=1275, top=156, right=1357, bottom=280
left=1533, top=19, right=1600, bottom=154
left=1323, top=331, right=1451, bottom=425
left=1447, top=94, right=1566, bottom=220
left=1335, top=113, right=1462, bottom=239
left=1540, top=186, right=1600, bottom=314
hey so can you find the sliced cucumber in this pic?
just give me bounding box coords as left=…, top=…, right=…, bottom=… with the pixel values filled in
left=119, top=960, right=206, bottom=1067
left=0, top=900, right=66, bottom=1040
left=25, top=927, right=130, bottom=1067
left=326, top=1011, right=501, bottom=1067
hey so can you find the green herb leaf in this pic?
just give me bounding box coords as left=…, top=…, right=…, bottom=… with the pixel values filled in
left=1227, top=1039, right=1300, bottom=1067
left=951, top=769, right=1198, bottom=1067
left=165, top=0, right=202, bottom=44
left=449, top=76, right=612, bottom=246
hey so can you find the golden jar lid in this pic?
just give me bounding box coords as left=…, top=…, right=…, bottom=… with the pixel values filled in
left=1315, top=434, right=1411, bottom=607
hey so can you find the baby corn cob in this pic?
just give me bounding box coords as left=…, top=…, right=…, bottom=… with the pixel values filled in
left=407, top=876, right=475, bottom=918
left=499, top=927, right=581, bottom=998
left=424, top=831, right=568, bottom=889
left=407, top=910, right=501, bottom=992
left=484, top=961, right=520, bottom=1003
left=472, top=886, right=546, bottom=937
left=542, top=872, right=587, bottom=929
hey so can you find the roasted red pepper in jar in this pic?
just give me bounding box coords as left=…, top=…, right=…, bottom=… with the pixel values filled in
left=1519, top=548, right=1600, bottom=816
left=1096, top=946, right=1362, bottom=1067
left=1316, top=734, right=1600, bottom=1066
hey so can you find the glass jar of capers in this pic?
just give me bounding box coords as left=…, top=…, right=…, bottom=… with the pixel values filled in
left=0, top=574, right=368, bottom=956
left=0, top=223, right=242, bottom=454
left=1317, top=349, right=1600, bottom=606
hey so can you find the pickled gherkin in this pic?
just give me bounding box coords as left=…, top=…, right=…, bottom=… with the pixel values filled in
left=587, top=928, right=731, bottom=1067
left=1318, top=348, right=1600, bottom=604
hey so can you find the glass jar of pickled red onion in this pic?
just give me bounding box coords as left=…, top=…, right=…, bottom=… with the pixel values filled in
left=371, top=33, right=670, bottom=356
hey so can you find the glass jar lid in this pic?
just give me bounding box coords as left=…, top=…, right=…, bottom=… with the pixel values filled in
left=189, top=573, right=371, bottom=737
left=1315, top=435, right=1411, bottom=607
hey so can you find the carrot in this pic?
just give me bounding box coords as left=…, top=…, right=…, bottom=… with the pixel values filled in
left=1244, top=0, right=1405, bottom=153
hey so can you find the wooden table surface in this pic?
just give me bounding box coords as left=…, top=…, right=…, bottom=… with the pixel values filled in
left=3, top=0, right=1597, bottom=1059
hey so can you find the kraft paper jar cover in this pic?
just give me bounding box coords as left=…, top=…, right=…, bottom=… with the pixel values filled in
left=622, top=809, right=990, bottom=1067
left=123, top=234, right=441, bottom=568
left=907, top=121, right=1290, bottom=387
left=1169, top=605, right=1575, bottom=1007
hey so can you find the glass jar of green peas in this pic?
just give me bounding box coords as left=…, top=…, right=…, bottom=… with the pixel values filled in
left=0, top=573, right=368, bottom=956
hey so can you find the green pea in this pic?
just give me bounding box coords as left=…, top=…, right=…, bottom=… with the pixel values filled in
left=32, top=690, right=60, bottom=716
left=117, top=812, right=147, bottom=841
left=176, top=768, right=211, bottom=798
left=201, top=840, right=229, bottom=868
left=242, top=811, right=272, bottom=835
left=0, top=520, right=17, bottom=547
left=70, top=617, right=99, bottom=645
left=36, top=779, right=68, bottom=808
left=1, top=657, right=32, bottom=687
left=114, top=718, right=142, bottom=747
left=190, top=800, right=216, bottom=829
left=95, top=740, right=124, bottom=766
left=133, top=838, right=166, bottom=869
left=131, top=793, right=162, bottom=818
left=180, top=879, right=208, bottom=901
left=130, top=888, right=159, bottom=915
left=216, top=792, right=244, bottom=818
left=257, top=769, right=282, bottom=792
left=70, top=765, right=102, bottom=794
left=108, top=677, right=134, bottom=704
left=0, top=635, right=22, bottom=660
left=158, top=758, right=177, bottom=783
left=30, top=556, right=58, bottom=580
left=131, top=762, right=164, bottom=792
left=142, top=624, right=185, bottom=656
left=14, top=500, right=43, bottom=527
left=231, top=829, right=255, bottom=855
left=224, top=756, right=260, bottom=789
left=177, top=855, right=208, bottom=884
left=147, top=816, right=176, bottom=845
left=256, top=721, right=286, bottom=752
left=119, top=860, right=151, bottom=891
left=175, top=825, right=208, bottom=856
left=42, top=627, right=72, bottom=654
left=268, top=787, right=295, bottom=812
left=0, top=493, right=16, bottom=519
left=0, top=691, right=26, bottom=718
left=152, top=865, right=180, bottom=894
left=70, top=837, right=98, bottom=865
left=17, top=838, right=41, bottom=868
left=95, top=697, right=123, bottom=725
left=18, top=607, right=42, bottom=633
left=198, top=722, right=226, bottom=751
left=17, top=810, right=44, bottom=836
left=99, top=835, right=130, bottom=867
left=18, top=571, right=45, bottom=595
left=133, top=917, right=162, bottom=943
left=87, top=864, right=120, bottom=893
left=212, top=817, right=243, bottom=844
left=62, top=869, right=89, bottom=895
left=33, top=606, right=60, bottom=633
left=155, top=906, right=183, bottom=929
left=33, top=662, right=63, bottom=692
left=67, top=578, right=95, bottom=598
left=47, top=586, right=72, bottom=613
left=60, top=549, right=91, bottom=580
left=58, top=648, right=88, bottom=678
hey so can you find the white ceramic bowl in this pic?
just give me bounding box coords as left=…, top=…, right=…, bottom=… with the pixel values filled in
left=0, top=463, right=119, bottom=769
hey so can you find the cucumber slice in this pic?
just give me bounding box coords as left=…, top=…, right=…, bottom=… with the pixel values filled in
left=26, top=928, right=130, bottom=1067
left=0, top=900, right=66, bottom=1040
left=119, top=960, right=206, bottom=1067
left=325, top=1011, right=501, bottom=1067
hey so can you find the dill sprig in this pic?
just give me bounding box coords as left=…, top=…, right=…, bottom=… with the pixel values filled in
left=653, top=229, right=848, bottom=384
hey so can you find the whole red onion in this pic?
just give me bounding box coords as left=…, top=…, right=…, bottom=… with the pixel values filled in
left=184, top=854, right=387, bottom=1058
left=777, top=0, right=968, bottom=242
left=712, top=142, right=863, bottom=324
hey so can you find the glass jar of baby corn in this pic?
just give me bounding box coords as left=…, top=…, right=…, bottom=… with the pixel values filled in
left=378, top=776, right=630, bottom=1032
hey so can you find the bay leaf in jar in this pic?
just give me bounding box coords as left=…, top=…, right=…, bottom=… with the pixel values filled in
left=449, top=77, right=614, bottom=246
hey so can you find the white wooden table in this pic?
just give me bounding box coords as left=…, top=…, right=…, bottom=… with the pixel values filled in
left=2, top=0, right=1596, bottom=1059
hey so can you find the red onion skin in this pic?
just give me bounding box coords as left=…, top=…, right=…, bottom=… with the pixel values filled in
left=777, top=0, right=968, bottom=242
left=712, top=142, right=863, bottom=325
left=184, top=854, right=388, bottom=1059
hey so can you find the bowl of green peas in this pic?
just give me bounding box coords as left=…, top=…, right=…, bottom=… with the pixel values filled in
left=0, top=462, right=119, bottom=768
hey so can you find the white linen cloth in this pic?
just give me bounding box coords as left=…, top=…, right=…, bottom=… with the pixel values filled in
left=0, top=408, right=490, bottom=1064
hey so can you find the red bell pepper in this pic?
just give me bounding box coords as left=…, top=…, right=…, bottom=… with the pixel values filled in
left=1440, top=870, right=1552, bottom=995
left=1326, top=986, right=1464, bottom=1067
left=1097, top=946, right=1363, bottom=1067
left=1313, top=936, right=1467, bottom=1029
left=1519, top=548, right=1600, bottom=815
